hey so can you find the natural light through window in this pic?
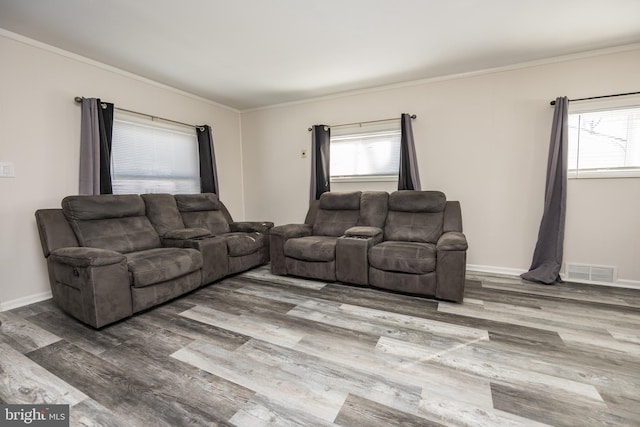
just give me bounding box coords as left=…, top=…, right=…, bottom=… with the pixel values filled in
left=330, top=122, right=401, bottom=181
left=111, top=113, right=201, bottom=194
left=568, top=105, right=640, bottom=178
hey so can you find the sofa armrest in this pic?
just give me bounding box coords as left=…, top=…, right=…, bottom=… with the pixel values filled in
left=163, top=228, right=211, bottom=240
left=270, top=224, right=312, bottom=239
left=344, top=226, right=383, bottom=239
left=49, top=247, right=126, bottom=267
left=436, top=231, right=468, bottom=251
left=269, top=224, right=312, bottom=275
left=435, top=232, right=468, bottom=303
left=230, top=221, right=274, bottom=233
left=47, top=247, right=132, bottom=328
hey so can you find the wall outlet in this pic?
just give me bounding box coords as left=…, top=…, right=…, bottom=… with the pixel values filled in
left=301, top=149, right=307, bottom=159
left=0, top=162, right=15, bottom=178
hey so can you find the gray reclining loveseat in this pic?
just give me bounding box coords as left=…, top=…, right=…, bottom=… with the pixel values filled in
left=270, top=190, right=468, bottom=302
left=35, top=193, right=272, bottom=328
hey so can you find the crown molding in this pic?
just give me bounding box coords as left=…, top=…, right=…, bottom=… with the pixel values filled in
left=242, top=43, right=640, bottom=113
left=0, top=28, right=240, bottom=114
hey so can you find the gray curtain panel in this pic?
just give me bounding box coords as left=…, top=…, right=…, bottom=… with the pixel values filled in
left=310, top=125, right=330, bottom=202
left=79, top=98, right=114, bottom=195
left=196, top=125, right=219, bottom=195
left=398, top=113, right=421, bottom=190
left=79, top=98, right=101, bottom=195
left=521, top=96, right=569, bottom=285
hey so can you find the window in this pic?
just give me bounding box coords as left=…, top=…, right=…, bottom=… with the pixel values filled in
left=111, top=112, right=201, bottom=194
left=330, top=121, right=401, bottom=182
left=568, top=102, right=640, bottom=179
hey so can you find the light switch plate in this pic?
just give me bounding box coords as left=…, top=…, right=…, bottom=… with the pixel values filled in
left=0, top=162, right=15, bottom=177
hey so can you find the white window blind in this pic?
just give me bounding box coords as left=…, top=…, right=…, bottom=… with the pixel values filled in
left=330, top=121, right=401, bottom=181
left=568, top=104, right=640, bottom=179
left=111, top=113, right=201, bottom=194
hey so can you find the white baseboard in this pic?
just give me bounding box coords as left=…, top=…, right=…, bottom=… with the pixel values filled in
left=0, top=291, right=52, bottom=312
left=467, top=264, right=640, bottom=290
left=466, top=264, right=527, bottom=277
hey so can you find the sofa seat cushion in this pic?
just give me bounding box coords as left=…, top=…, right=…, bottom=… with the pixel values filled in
left=284, top=236, right=338, bottom=262
left=369, top=241, right=436, bottom=274
left=125, top=248, right=202, bottom=288
left=222, top=232, right=265, bottom=257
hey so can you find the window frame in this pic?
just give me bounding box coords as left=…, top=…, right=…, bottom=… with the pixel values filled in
left=567, top=96, right=640, bottom=180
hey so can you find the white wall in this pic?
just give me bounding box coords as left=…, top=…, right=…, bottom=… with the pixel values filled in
left=0, top=32, right=243, bottom=308
left=241, top=47, right=640, bottom=284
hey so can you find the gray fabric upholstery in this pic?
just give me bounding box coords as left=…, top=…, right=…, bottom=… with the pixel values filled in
left=344, top=226, right=382, bottom=238
left=49, top=247, right=125, bottom=267
left=384, top=211, right=443, bottom=243
left=336, top=233, right=382, bottom=285
left=369, top=241, right=436, bottom=274
left=312, top=193, right=361, bottom=237
left=131, top=270, right=201, bottom=313
left=223, top=232, right=266, bottom=257
left=437, top=232, right=468, bottom=251
left=358, top=191, right=389, bottom=228
left=141, top=193, right=186, bottom=236
left=62, top=195, right=161, bottom=253
left=175, top=193, right=221, bottom=211
left=125, top=247, right=202, bottom=288
left=63, top=194, right=145, bottom=220
left=369, top=268, right=437, bottom=295
left=35, top=209, right=79, bottom=257
left=443, top=201, right=463, bottom=233
left=48, top=257, right=132, bottom=328
left=163, top=228, right=211, bottom=240
left=180, top=211, right=231, bottom=235
left=175, top=193, right=231, bottom=235
left=284, top=236, right=338, bottom=262
left=388, top=190, right=446, bottom=212
left=286, top=259, right=336, bottom=282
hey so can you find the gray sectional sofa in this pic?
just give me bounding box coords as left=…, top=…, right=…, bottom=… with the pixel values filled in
left=270, top=190, right=468, bottom=302
left=35, top=193, right=272, bottom=328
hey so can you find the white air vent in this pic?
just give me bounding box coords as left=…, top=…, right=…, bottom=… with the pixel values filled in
left=566, top=263, right=616, bottom=283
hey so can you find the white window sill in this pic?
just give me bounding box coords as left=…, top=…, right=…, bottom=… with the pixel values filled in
left=330, top=175, right=398, bottom=183
left=568, top=168, right=640, bottom=180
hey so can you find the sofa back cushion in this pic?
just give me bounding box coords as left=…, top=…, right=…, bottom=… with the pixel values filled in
left=312, top=191, right=361, bottom=237
left=141, top=194, right=185, bottom=236
left=384, top=191, right=446, bottom=243
left=175, top=193, right=230, bottom=235
left=62, top=195, right=161, bottom=253
left=358, top=191, right=389, bottom=228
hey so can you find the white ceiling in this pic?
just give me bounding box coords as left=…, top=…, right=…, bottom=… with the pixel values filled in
left=1, top=0, right=640, bottom=110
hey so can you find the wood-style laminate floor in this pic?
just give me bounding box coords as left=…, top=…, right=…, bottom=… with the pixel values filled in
left=1, top=266, right=639, bottom=426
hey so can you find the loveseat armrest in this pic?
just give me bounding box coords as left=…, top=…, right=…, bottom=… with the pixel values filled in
left=47, top=247, right=132, bottom=328
left=230, top=221, right=274, bottom=233
left=270, top=223, right=312, bottom=239
left=436, top=231, right=468, bottom=251
left=269, top=224, right=312, bottom=275
left=344, top=226, right=383, bottom=239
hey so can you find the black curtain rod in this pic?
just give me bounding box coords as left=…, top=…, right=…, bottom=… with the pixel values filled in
left=307, top=114, right=416, bottom=132
left=74, top=96, right=204, bottom=130
left=549, top=91, right=640, bottom=106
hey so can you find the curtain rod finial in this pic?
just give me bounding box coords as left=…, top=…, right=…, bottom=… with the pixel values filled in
left=74, top=96, right=82, bottom=103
